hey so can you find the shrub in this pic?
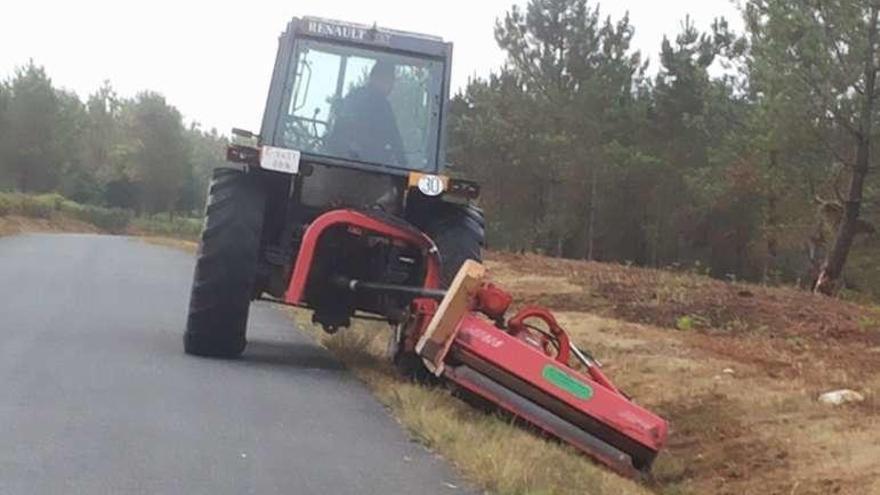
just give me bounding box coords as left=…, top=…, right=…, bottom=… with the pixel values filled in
left=0, top=192, right=133, bottom=233
left=19, top=194, right=56, bottom=219
left=675, top=315, right=695, bottom=331
left=0, top=194, right=13, bottom=216
left=86, top=207, right=132, bottom=234
left=675, top=314, right=711, bottom=331
left=0, top=193, right=67, bottom=219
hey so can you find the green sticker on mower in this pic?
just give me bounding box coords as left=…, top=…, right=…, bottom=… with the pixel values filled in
left=542, top=365, right=594, bottom=400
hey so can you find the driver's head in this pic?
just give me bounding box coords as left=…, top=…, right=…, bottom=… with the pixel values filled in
left=369, top=61, right=395, bottom=96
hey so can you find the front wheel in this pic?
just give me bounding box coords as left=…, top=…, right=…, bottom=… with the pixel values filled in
left=184, top=167, right=266, bottom=358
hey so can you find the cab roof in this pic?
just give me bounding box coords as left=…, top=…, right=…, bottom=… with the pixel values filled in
left=286, top=16, right=452, bottom=59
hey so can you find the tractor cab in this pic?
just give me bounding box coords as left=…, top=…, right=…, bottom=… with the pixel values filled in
left=260, top=17, right=453, bottom=176
left=227, top=17, right=471, bottom=217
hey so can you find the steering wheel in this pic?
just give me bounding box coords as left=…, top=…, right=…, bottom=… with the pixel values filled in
left=281, top=115, right=327, bottom=150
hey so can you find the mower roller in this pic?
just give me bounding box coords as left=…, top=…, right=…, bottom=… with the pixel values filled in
left=183, top=16, right=668, bottom=479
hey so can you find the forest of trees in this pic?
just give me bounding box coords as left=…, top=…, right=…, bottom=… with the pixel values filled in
left=0, top=63, right=226, bottom=217
left=1, top=0, right=879, bottom=297
left=450, top=0, right=880, bottom=296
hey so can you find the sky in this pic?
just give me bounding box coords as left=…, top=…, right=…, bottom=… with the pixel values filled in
left=1, top=0, right=742, bottom=134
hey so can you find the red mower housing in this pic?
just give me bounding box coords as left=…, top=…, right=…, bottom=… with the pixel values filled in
left=406, top=265, right=668, bottom=477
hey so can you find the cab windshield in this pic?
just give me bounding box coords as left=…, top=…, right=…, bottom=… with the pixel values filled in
left=279, top=39, right=444, bottom=171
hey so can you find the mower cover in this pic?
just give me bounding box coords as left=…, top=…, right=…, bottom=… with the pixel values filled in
left=412, top=261, right=668, bottom=477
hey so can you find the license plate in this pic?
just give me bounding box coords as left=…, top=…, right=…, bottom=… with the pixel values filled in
left=260, top=146, right=301, bottom=174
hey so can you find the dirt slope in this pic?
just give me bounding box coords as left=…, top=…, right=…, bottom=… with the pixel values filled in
left=487, top=252, right=880, bottom=495
left=0, top=215, right=100, bottom=237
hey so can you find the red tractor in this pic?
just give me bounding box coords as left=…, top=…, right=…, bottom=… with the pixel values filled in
left=184, top=16, right=667, bottom=478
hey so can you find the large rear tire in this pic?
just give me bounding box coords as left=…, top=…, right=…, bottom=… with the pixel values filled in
left=424, top=203, right=485, bottom=285
left=184, top=167, right=266, bottom=358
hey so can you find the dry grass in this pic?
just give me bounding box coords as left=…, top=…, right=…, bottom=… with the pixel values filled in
left=288, top=309, right=651, bottom=495
left=138, top=236, right=198, bottom=254
left=0, top=214, right=101, bottom=237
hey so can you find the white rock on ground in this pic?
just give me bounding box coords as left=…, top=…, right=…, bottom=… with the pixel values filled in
left=818, top=389, right=865, bottom=406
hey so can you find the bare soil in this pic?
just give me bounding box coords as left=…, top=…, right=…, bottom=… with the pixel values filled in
left=486, top=251, right=880, bottom=495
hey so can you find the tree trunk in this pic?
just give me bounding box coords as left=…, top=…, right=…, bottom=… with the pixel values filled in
left=586, top=164, right=598, bottom=261
left=814, top=142, right=870, bottom=295
left=763, top=150, right=779, bottom=283
left=814, top=5, right=878, bottom=295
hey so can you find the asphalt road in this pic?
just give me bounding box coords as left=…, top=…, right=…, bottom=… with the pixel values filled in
left=0, top=233, right=471, bottom=495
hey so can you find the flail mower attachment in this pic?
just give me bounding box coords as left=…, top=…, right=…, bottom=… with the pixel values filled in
left=402, top=261, right=668, bottom=478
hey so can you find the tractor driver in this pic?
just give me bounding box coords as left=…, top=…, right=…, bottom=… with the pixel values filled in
left=325, top=60, right=407, bottom=167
